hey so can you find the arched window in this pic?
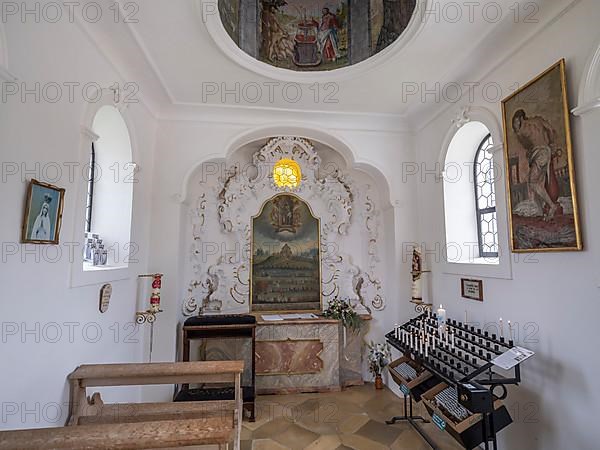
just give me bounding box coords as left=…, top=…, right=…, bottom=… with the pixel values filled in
left=443, top=121, right=499, bottom=264
left=83, top=105, right=134, bottom=270
left=474, top=134, right=499, bottom=258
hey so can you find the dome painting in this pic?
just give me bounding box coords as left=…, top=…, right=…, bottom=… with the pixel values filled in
left=218, top=0, right=418, bottom=71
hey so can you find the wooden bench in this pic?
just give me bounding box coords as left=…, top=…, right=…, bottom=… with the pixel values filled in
left=0, top=361, right=244, bottom=450
left=0, top=417, right=233, bottom=449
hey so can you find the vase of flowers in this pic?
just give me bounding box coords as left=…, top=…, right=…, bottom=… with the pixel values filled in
left=368, top=341, right=391, bottom=390
left=323, top=297, right=362, bottom=333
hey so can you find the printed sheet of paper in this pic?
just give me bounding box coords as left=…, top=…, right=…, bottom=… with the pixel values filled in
left=492, top=346, right=535, bottom=370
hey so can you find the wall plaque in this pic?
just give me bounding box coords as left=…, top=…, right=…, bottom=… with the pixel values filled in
left=461, top=279, right=483, bottom=302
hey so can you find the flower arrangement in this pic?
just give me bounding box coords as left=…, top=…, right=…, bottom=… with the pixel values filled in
left=323, top=297, right=362, bottom=333
left=367, top=341, right=391, bottom=378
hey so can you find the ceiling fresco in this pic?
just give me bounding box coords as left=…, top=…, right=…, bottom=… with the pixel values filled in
left=218, top=0, right=418, bottom=71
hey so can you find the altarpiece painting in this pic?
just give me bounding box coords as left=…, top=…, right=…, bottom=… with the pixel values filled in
left=251, top=194, right=322, bottom=311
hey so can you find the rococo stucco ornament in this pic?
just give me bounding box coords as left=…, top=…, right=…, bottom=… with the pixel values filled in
left=183, top=136, right=386, bottom=316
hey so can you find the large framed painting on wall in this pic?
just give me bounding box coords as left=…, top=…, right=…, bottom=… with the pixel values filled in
left=501, top=59, right=582, bottom=252
left=251, top=194, right=322, bottom=312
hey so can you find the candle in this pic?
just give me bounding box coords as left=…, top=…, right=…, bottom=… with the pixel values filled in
left=425, top=342, right=428, bottom=358
left=437, top=304, right=447, bottom=333
left=508, top=320, right=513, bottom=343
left=499, top=318, right=504, bottom=338
left=464, top=310, right=468, bottom=324
left=432, top=336, right=436, bottom=350
left=395, top=323, right=399, bottom=339
left=451, top=331, right=455, bottom=350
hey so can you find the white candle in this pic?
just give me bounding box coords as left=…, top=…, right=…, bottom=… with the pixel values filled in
left=432, top=336, right=436, bottom=350
left=437, top=305, right=446, bottom=333
left=499, top=318, right=504, bottom=338
left=395, top=323, right=399, bottom=339
left=465, top=310, right=468, bottom=324
left=451, top=332, right=455, bottom=350
left=425, top=342, right=428, bottom=358
left=508, top=320, right=513, bottom=342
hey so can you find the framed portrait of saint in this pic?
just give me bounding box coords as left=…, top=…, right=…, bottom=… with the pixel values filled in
left=501, top=59, right=582, bottom=252
left=21, top=179, right=65, bottom=245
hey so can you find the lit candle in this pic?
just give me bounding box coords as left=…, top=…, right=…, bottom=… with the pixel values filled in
left=425, top=342, right=428, bottom=358
left=437, top=304, right=447, bottom=333
left=499, top=318, right=504, bottom=338
left=508, top=321, right=513, bottom=343
left=451, top=331, right=455, bottom=350
left=432, top=336, right=436, bottom=350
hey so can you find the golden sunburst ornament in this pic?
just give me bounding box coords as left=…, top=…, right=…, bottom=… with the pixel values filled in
left=273, top=158, right=301, bottom=189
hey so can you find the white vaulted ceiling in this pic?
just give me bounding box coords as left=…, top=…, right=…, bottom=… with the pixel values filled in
left=82, top=0, right=579, bottom=124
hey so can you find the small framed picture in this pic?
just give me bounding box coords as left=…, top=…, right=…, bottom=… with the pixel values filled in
left=21, top=179, right=65, bottom=245
left=461, top=278, right=484, bottom=302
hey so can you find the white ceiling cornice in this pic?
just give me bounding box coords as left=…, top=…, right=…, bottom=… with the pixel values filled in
left=159, top=102, right=411, bottom=134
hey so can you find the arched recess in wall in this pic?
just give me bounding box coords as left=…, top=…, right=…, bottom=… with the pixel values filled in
left=573, top=38, right=600, bottom=116
left=179, top=130, right=395, bottom=316
left=70, top=91, right=137, bottom=286
left=438, top=107, right=513, bottom=279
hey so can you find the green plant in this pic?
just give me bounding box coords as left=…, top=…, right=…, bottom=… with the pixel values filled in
left=367, top=341, right=391, bottom=377
left=323, top=298, right=362, bottom=333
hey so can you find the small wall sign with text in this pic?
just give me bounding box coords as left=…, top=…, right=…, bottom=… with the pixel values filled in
left=461, top=279, right=483, bottom=302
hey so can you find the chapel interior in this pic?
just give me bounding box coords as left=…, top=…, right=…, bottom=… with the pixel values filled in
left=1, top=1, right=600, bottom=449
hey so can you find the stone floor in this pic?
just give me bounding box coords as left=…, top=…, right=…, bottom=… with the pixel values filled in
left=239, top=384, right=464, bottom=450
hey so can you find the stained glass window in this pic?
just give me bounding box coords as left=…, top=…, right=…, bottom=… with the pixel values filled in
left=474, top=134, right=499, bottom=258
left=273, top=158, right=301, bottom=189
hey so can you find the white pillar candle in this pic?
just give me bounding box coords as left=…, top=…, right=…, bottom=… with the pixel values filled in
left=437, top=304, right=447, bottom=332
left=499, top=318, right=504, bottom=338
left=395, top=324, right=399, bottom=339
left=451, top=332, right=455, bottom=350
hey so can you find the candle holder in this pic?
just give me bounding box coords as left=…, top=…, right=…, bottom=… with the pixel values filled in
left=136, top=273, right=164, bottom=324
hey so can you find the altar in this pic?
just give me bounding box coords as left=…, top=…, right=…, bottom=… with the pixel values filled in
left=187, top=315, right=370, bottom=396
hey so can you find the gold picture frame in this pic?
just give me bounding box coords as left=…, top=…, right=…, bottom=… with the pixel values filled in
left=21, top=179, right=65, bottom=245
left=250, top=193, right=323, bottom=313
left=501, top=59, right=582, bottom=252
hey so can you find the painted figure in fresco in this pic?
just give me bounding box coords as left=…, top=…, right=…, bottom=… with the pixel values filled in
left=261, top=1, right=294, bottom=62
left=31, top=194, right=52, bottom=240
left=319, top=7, right=339, bottom=62
left=512, top=109, right=561, bottom=220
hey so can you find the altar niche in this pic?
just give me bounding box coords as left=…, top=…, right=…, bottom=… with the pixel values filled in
left=250, top=193, right=322, bottom=312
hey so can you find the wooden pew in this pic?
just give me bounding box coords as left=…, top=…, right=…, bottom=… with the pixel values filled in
left=0, top=417, right=233, bottom=449
left=0, top=361, right=244, bottom=450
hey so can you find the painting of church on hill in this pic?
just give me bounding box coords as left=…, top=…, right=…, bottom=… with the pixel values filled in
left=251, top=194, right=321, bottom=312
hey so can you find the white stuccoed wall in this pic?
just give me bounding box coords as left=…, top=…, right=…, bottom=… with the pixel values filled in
left=413, top=1, right=600, bottom=448
left=0, top=17, right=157, bottom=429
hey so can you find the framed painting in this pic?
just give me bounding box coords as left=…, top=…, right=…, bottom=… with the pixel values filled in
left=21, top=179, right=65, bottom=245
left=250, top=193, right=322, bottom=312
left=501, top=59, right=582, bottom=252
